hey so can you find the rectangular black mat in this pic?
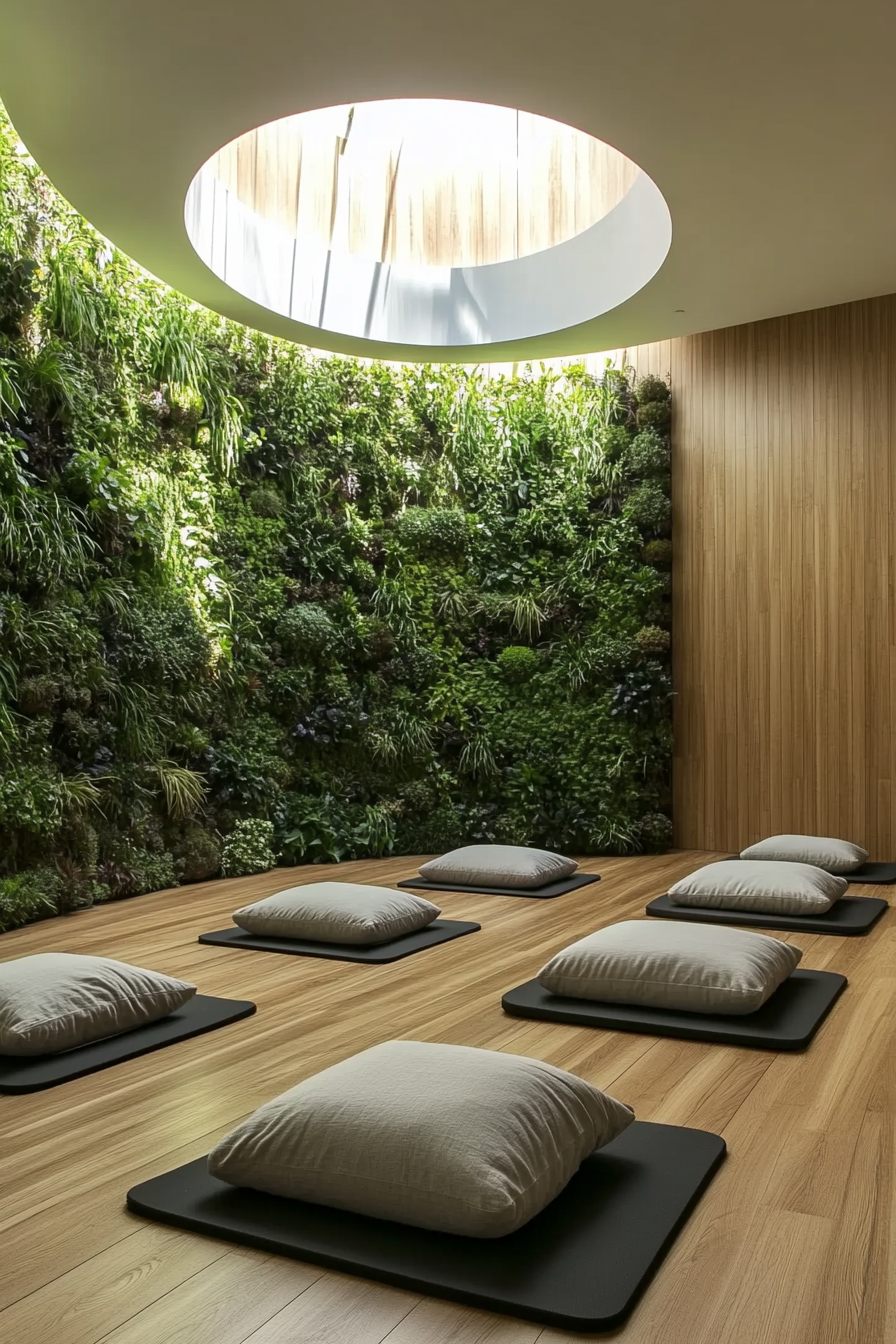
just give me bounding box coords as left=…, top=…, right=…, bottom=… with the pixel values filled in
left=646, top=892, right=888, bottom=935
left=126, top=1120, right=725, bottom=1333
left=0, top=995, right=257, bottom=1094
left=396, top=873, right=600, bottom=899
left=847, top=861, right=896, bottom=884
left=198, top=919, right=480, bottom=963
left=501, top=970, right=847, bottom=1050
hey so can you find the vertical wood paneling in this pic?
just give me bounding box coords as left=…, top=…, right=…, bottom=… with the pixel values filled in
left=666, top=293, right=896, bottom=856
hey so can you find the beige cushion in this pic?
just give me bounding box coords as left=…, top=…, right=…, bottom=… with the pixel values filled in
left=740, top=833, right=867, bottom=875
left=537, top=919, right=801, bottom=1015
left=0, top=953, right=196, bottom=1056
left=668, top=859, right=846, bottom=914
left=419, top=844, right=577, bottom=889
left=232, top=881, right=440, bottom=945
left=208, top=1040, right=634, bottom=1237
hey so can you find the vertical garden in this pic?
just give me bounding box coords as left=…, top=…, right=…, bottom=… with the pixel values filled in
left=0, top=104, right=673, bottom=934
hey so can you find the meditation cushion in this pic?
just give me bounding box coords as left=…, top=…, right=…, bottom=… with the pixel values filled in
left=739, top=833, right=867, bottom=874
left=537, top=919, right=802, bottom=1015
left=419, top=844, right=576, bottom=889
left=0, top=952, right=196, bottom=1056
left=668, top=859, right=846, bottom=914
left=232, top=882, right=440, bottom=945
left=208, top=1039, right=634, bottom=1237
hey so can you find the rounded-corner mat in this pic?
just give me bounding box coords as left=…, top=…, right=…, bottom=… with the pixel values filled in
left=500, top=969, right=847, bottom=1050
left=0, top=995, right=257, bottom=1094
left=396, top=873, right=600, bottom=899
left=646, top=893, right=888, bottom=934
left=847, top=860, right=896, bottom=884
left=197, top=919, right=480, bottom=962
left=126, top=1120, right=725, bottom=1332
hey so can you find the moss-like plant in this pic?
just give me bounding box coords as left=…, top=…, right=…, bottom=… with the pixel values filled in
left=497, top=645, right=539, bottom=682
left=642, top=539, right=673, bottom=566
left=634, top=625, right=671, bottom=656
left=276, top=604, right=338, bottom=657
left=395, top=506, right=468, bottom=555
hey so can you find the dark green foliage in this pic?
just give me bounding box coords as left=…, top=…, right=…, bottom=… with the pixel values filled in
left=623, top=482, right=672, bottom=535
left=171, top=823, right=221, bottom=882
left=0, top=99, right=672, bottom=933
left=276, top=604, right=338, bottom=658
left=498, top=646, right=540, bottom=682
left=637, top=399, right=672, bottom=430
left=635, top=375, right=671, bottom=405
left=627, top=430, right=669, bottom=478
left=637, top=811, right=674, bottom=851
left=643, top=539, right=673, bottom=566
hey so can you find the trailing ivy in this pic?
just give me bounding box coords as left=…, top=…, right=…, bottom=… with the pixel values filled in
left=0, top=100, right=673, bottom=933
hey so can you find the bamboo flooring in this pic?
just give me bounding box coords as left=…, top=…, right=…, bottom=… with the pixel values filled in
left=1, top=851, right=893, bottom=1343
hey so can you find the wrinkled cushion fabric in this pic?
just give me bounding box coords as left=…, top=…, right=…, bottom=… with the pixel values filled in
left=739, top=833, right=867, bottom=875
left=0, top=953, right=196, bottom=1056
left=668, top=859, right=846, bottom=914
left=537, top=919, right=802, bottom=1015
left=208, top=1039, right=634, bottom=1237
left=419, top=845, right=577, bottom=890
left=232, top=882, right=440, bottom=945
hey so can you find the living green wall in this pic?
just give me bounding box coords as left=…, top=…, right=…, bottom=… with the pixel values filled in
left=0, top=104, right=673, bottom=933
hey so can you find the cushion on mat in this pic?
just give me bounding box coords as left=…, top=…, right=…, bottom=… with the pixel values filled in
left=739, top=833, right=867, bottom=874
left=208, top=1039, right=634, bottom=1237
left=536, top=920, right=802, bottom=1015
left=418, top=844, right=576, bottom=890
left=0, top=953, right=196, bottom=1056
left=668, top=859, right=846, bottom=914
left=232, top=882, right=440, bottom=945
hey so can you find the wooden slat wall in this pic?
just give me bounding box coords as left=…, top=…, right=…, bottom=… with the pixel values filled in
left=207, top=110, right=639, bottom=268
left=661, top=294, right=896, bottom=854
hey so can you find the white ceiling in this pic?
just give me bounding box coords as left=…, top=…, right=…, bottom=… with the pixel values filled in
left=1, top=0, right=895, bottom=361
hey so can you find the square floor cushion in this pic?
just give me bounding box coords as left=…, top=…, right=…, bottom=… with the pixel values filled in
left=208, top=1040, right=634, bottom=1237
left=0, top=952, right=196, bottom=1056
left=739, top=833, right=867, bottom=874
left=418, top=845, right=577, bottom=891
left=667, top=859, right=846, bottom=916
left=231, top=882, right=440, bottom=946
left=536, top=919, right=801, bottom=1015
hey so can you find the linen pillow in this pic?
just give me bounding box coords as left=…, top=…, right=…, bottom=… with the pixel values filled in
left=418, top=844, right=577, bottom=889
left=0, top=953, right=196, bottom=1057
left=739, top=833, right=867, bottom=875
left=208, top=1039, right=634, bottom=1237
left=537, top=919, right=801, bottom=1015
left=232, top=882, right=440, bottom=945
left=668, top=859, right=846, bottom=914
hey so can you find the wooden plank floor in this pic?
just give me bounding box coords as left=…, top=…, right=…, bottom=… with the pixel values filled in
left=1, top=851, right=893, bottom=1343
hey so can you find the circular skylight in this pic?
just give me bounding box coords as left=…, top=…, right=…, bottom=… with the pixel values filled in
left=185, top=99, right=671, bottom=350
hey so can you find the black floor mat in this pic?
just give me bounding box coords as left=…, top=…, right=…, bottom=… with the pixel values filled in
left=126, top=1120, right=725, bottom=1332
left=646, top=892, right=888, bottom=935
left=396, top=873, right=600, bottom=899
left=0, top=996, right=256, bottom=1094
left=501, top=970, right=846, bottom=1050
left=198, top=919, right=480, bottom=963
left=847, top=861, right=896, bottom=884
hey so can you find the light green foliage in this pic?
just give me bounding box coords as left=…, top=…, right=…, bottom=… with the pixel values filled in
left=497, top=645, right=539, bottom=682
left=221, top=818, right=277, bottom=876
left=0, top=98, right=672, bottom=932
left=0, top=868, right=60, bottom=933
